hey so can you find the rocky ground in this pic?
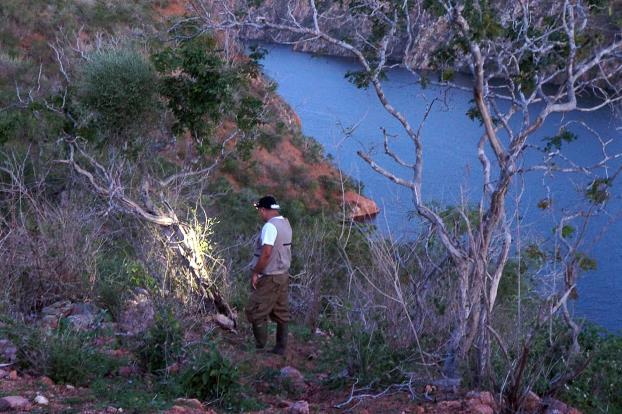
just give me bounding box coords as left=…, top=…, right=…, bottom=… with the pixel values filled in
left=0, top=299, right=582, bottom=414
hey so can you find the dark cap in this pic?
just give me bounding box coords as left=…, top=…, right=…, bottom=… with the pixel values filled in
left=254, top=195, right=280, bottom=210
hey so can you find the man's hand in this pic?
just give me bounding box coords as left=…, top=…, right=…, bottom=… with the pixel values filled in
left=251, top=272, right=259, bottom=290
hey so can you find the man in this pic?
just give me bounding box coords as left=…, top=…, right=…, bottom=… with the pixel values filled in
left=246, top=195, right=293, bottom=355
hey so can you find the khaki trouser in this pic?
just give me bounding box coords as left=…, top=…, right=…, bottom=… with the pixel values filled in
left=245, top=273, right=290, bottom=325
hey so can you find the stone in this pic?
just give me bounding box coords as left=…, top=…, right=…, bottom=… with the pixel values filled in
left=466, top=391, right=497, bottom=413
left=173, top=398, right=204, bottom=410
left=118, top=288, right=155, bottom=335
left=0, top=396, right=32, bottom=411
left=343, top=191, right=380, bottom=221
left=66, top=384, right=75, bottom=390
left=166, top=362, right=181, bottom=374
left=288, top=400, right=310, bottom=414
left=42, top=300, right=73, bottom=317
left=39, top=376, right=55, bottom=386
left=166, top=406, right=217, bottom=414
left=70, top=302, right=99, bottom=316
left=468, top=403, right=494, bottom=414
left=543, top=397, right=570, bottom=414
left=0, top=339, right=17, bottom=362
left=67, top=313, right=95, bottom=331
left=522, top=391, right=541, bottom=413
left=279, top=366, right=306, bottom=394
left=34, top=395, right=49, bottom=405
left=40, top=315, right=59, bottom=330
left=437, top=400, right=462, bottom=410
left=118, top=366, right=137, bottom=377
left=280, top=366, right=304, bottom=383
left=0, top=368, right=8, bottom=378
left=214, top=314, right=235, bottom=330
left=8, top=370, right=17, bottom=380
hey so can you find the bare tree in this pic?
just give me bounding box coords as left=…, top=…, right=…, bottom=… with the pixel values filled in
left=197, top=0, right=622, bottom=384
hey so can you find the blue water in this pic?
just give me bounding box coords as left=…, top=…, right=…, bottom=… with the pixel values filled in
left=257, top=43, right=622, bottom=331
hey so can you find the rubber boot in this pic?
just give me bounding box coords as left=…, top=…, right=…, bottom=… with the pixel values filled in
left=252, top=322, right=267, bottom=350
left=270, top=322, right=288, bottom=355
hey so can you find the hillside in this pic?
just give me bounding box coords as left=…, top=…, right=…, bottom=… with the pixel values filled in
left=1, top=1, right=621, bottom=414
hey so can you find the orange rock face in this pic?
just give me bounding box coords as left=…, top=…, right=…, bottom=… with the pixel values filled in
left=343, top=191, right=380, bottom=221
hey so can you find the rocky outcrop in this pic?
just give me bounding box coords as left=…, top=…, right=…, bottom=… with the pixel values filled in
left=118, top=288, right=155, bottom=335
left=343, top=191, right=380, bottom=221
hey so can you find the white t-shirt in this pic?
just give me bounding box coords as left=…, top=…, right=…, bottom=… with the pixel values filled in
left=260, top=216, right=285, bottom=246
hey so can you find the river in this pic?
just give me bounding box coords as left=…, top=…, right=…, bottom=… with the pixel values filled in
left=256, top=43, right=622, bottom=332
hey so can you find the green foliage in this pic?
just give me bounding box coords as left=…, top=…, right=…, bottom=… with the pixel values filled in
left=0, top=318, right=118, bottom=386
left=291, top=133, right=326, bottom=163
left=0, top=106, right=65, bottom=145
left=137, top=306, right=184, bottom=373
left=345, top=69, right=387, bottom=89
left=153, top=35, right=262, bottom=154
left=552, top=224, right=576, bottom=239
left=575, top=252, right=597, bottom=272
left=178, top=345, right=240, bottom=405
left=525, top=244, right=546, bottom=264
left=439, top=204, right=480, bottom=236
left=78, top=48, right=159, bottom=140
left=96, top=254, right=155, bottom=321
left=585, top=178, right=611, bottom=204
left=542, top=129, right=579, bottom=153
left=257, top=130, right=282, bottom=151
left=90, top=377, right=172, bottom=412
left=320, top=324, right=406, bottom=387
left=465, top=100, right=500, bottom=126
left=537, top=198, right=552, bottom=210
left=560, top=325, right=622, bottom=412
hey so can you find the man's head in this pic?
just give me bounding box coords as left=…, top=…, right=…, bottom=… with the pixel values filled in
left=254, top=195, right=281, bottom=221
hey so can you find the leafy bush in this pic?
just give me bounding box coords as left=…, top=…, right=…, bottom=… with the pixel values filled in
left=96, top=255, right=156, bottom=321
left=179, top=345, right=240, bottom=404
left=153, top=34, right=263, bottom=154
left=0, top=318, right=118, bottom=385
left=78, top=48, right=158, bottom=139
left=560, top=325, right=622, bottom=412
left=137, top=306, right=184, bottom=373
left=320, top=323, right=406, bottom=388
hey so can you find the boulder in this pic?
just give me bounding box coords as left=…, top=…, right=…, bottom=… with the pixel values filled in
left=34, top=395, right=49, bottom=405
left=118, top=288, right=155, bottom=335
left=67, top=313, right=95, bottom=331
left=280, top=366, right=306, bottom=394
left=40, top=314, right=59, bottom=330
left=39, top=376, right=55, bottom=386
left=288, top=400, right=310, bottom=414
left=522, top=391, right=541, bottom=413
left=42, top=300, right=73, bottom=317
left=0, top=339, right=17, bottom=363
left=214, top=314, right=235, bottom=331
left=343, top=191, right=380, bottom=221
left=173, top=398, right=204, bottom=410
left=541, top=397, right=583, bottom=414
left=0, top=396, right=32, bottom=411
left=466, top=391, right=497, bottom=413
left=280, top=366, right=304, bottom=383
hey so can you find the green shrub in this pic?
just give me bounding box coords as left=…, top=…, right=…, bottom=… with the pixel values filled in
left=0, top=318, right=118, bottom=386
left=96, top=255, right=155, bottom=321
left=137, top=306, right=184, bottom=373
left=179, top=345, right=239, bottom=403
left=320, top=323, right=406, bottom=388
left=78, top=48, right=158, bottom=140
left=560, top=325, right=622, bottom=412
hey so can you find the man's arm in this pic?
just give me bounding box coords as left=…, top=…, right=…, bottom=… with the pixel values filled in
left=251, top=244, right=273, bottom=289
